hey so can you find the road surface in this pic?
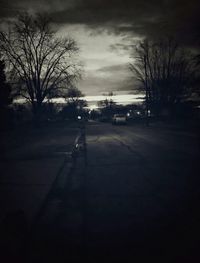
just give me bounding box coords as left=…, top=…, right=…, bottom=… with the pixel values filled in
left=29, top=121, right=200, bottom=262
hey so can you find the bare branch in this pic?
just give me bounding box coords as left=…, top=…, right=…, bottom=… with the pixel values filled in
left=0, top=12, right=81, bottom=117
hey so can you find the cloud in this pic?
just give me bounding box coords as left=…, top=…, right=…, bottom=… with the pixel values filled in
left=1, top=0, right=200, bottom=45
left=97, top=64, right=129, bottom=75
left=78, top=63, right=135, bottom=95
left=1, top=0, right=199, bottom=96
left=48, top=0, right=199, bottom=45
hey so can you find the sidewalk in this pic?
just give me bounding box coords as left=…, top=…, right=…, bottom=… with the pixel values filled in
left=0, top=123, right=79, bottom=226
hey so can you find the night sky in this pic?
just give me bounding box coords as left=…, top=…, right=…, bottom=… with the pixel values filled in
left=0, top=0, right=200, bottom=96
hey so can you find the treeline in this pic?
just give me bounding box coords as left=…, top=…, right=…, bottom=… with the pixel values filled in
left=129, top=38, right=200, bottom=118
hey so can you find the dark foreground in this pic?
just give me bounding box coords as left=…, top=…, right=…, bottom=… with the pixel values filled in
left=2, top=121, right=200, bottom=262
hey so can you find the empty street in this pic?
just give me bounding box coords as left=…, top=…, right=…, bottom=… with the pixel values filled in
left=29, top=121, right=200, bottom=262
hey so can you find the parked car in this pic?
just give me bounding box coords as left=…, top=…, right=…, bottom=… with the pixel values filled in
left=112, top=114, right=127, bottom=125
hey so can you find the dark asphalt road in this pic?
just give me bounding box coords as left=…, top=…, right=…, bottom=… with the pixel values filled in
left=29, top=121, right=200, bottom=262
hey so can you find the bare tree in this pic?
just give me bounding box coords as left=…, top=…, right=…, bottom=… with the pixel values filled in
left=98, top=92, right=116, bottom=119
left=60, top=86, right=87, bottom=120
left=130, top=38, right=196, bottom=116
left=65, top=85, right=87, bottom=113
left=65, top=86, right=84, bottom=103
left=0, top=12, right=81, bottom=121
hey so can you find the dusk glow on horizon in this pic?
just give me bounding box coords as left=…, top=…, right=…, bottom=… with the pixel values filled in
left=15, top=93, right=145, bottom=109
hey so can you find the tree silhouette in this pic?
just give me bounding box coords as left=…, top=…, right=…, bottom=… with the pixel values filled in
left=60, top=86, right=87, bottom=120
left=130, top=38, right=196, bottom=116
left=0, top=13, right=81, bottom=122
left=98, top=92, right=116, bottom=119
left=65, top=86, right=84, bottom=103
